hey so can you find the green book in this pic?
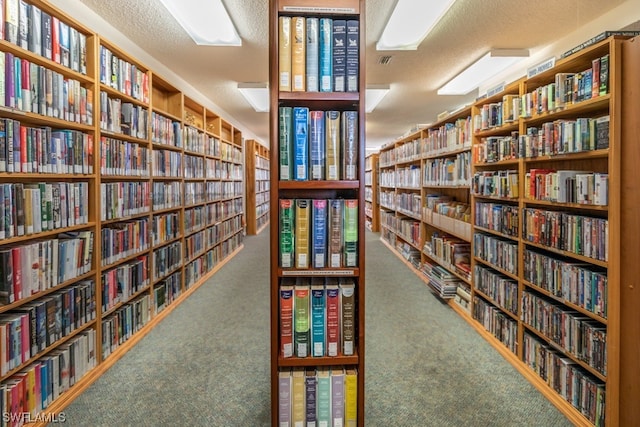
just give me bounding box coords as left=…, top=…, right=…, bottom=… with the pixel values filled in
left=328, top=199, right=344, bottom=268
left=316, top=368, right=331, bottom=426
left=294, top=281, right=310, bottom=358
left=279, top=199, right=295, bottom=268
left=279, top=107, right=293, bottom=180
left=343, top=199, right=358, bottom=267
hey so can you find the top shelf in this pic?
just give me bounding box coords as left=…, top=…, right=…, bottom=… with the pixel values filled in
left=278, top=0, right=359, bottom=14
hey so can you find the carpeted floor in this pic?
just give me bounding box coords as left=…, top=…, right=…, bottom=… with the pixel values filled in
left=58, top=230, right=571, bottom=426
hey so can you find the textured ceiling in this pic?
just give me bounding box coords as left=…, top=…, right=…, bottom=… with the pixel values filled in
left=76, top=0, right=631, bottom=149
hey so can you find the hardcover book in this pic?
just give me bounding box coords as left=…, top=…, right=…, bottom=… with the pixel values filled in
left=280, top=281, right=295, bottom=358
left=306, top=18, right=319, bottom=92
left=279, top=107, right=293, bottom=180
left=291, top=17, right=306, bottom=92
left=325, top=279, right=340, bottom=357
left=342, top=111, right=358, bottom=180
left=311, top=280, right=326, bottom=357
left=278, top=370, right=292, bottom=427
left=319, top=18, right=333, bottom=92
left=311, top=199, right=327, bottom=268
left=294, top=282, right=310, bottom=358
left=305, top=368, right=317, bottom=427
left=294, top=199, right=310, bottom=269
left=316, top=368, right=331, bottom=427
left=325, top=111, right=340, bottom=180
left=344, top=368, right=358, bottom=427
left=293, top=107, right=309, bottom=181
left=279, top=199, right=294, bottom=268
left=346, top=20, right=359, bottom=92
left=340, top=279, right=356, bottom=356
left=292, top=368, right=305, bottom=427
left=331, top=368, right=345, bottom=426
left=328, top=199, right=344, bottom=268
left=343, top=200, right=358, bottom=267
left=309, top=110, right=326, bottom=180
left=278, top=17, right=292, bottom=91
left=332, top=20, right=346, bottom=92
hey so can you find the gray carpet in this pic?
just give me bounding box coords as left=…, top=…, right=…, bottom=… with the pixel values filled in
left=58, top=230, right=571, bottom=427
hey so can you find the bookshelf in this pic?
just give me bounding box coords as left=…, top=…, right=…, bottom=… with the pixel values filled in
left=364, top=153, right=379, bottom=231
left=0, top=0, right=246, bottom=422
left=269, top=0, right=366, bottom=425
left=245, top=139, right=270, bottom=235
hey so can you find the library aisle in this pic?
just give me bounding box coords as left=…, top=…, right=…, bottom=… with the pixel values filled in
left=60, top=230, right=570, bottom=426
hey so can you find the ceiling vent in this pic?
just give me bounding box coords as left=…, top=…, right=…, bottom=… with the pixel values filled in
left=377, top=55, right=393, bottom=65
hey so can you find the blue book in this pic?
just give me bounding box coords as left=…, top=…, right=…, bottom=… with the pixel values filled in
left=319, top=18, right=333, bottom=92
left=293, top=107, right=309, bottom=180
left=305, top=369, right=318, bottom=426
left=40, top=360, right=49, bottom=408
left=309, top=110, right=325, bottom=180
left=311, top=280, right=325, bottom=357
left=312, top=199, right=327, bottom=268
left=332, top=20, right=346, bottom=92
left=346, top=20, right=359, bottom=92
left=306, top=18, right=319, bottom=92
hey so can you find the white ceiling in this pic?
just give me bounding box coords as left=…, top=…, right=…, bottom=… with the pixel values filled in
left=72, top=0, right=638, bottom=150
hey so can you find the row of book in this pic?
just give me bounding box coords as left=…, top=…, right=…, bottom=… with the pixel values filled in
left=3, top=0, right=87, bottom=74
left=280, top=278, right=356, bottom=359
left=101, top=218, right=149, bottom=267
left=524, top=248, right=607, bottom=318
left=420, top=260, right=460, bottom=299
left=423, top=117, right=473, bottom=154
left=381, top=213, right=421, bottom=248
left=220, top=142, right=243, bottom=164
left=152, top=241, right=181, bottom=281
left=206, top=159, right=243, bottom=181
left=522, top=290, right=607, bottom=376
left=183, top=182, right=205, bottom=207
left=425, top=195, right=471, bottom=223
left=152, top=181, right=181, bottom=211
left=279, top=17, right=359, bottom=93
left=153, top=212, right=179, bottom=246
left=101, top=255, right=149, bottom=313
left=100, top=181, right=151, bottom=221
left=474, top=202, right=519, bottom=237
left=473, top=296, right=518, bottom=354
left=102, top=294, right=150, bottom=360
left=472, top=133, right=519, bottom=163
left=99, top=93, right=148, bottom=139
left=423, top=152, right=472, bottom=187
left=279, top=199, right=358, bottom=269
left=0, top=279, right=96, bottom=376
left=474, top=265, right=519, bottom=315
left=424, top=233, right=470, bottom=279
left=0, top=181, right=89, bottom=240
left=395, top=192, right=421, bottom=219
left=278, top=367, right=357, bottom=427
left=100, top=136, right=149, bottom=177
left=471, top=170, right=519, bottom=199
left=184, top=155, right=204, bottom=179
left=151, top=149, right=182, bottom=177
left=0, top=330, right=96, bottom=425
left=473, top=232, right=518, bottom=276
left=0, top=119, right=94, bottom=174
left=526, top=169, right=608, bottom=206
left=150, top=112, right=181, bottom=147
left=1, top=52, right=93, bottom=125
left=99, top=45, right=149, bottom=103
left=521, top=116, right=610, bottom=157
left=279, top=107, right=358, bottom=181
left=395, top=165, right=420, bottom=188
left=0, top=231, right=93, bottom=305
left=153, top=271, right=181, bottom=314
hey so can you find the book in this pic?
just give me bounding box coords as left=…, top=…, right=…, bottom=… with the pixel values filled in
left=278, top=17, right=292, bottom=92
left=325, top=111, right=340, bottom=180
left=309, top=110, right=325, bottom=180
left=306, top=18, right=319, bottom=92
left=294, top=199, right=310, bottom=269
left=595, top=115, right=610, bottom=149
left=331, top=368, right=345, bottom=426
left=346, top=20, right=359, bottom=92
left=344, top=368, right=358, bottom=427
left=305, top=368, right=317, bottom=427
left=58, top=20, right=70, bottom=68
left=291, top=16, right=306, bottom=92
left=311, top=280, right=326, bottom=357
left=279, top=106, right=293, bottom=180
left=279, top=199, right=294, bottom=268
left=343, top=200, right=358, bottom=267
left=278, top=370, right=292, bottom=427
left=325, top=279, right=340, bottom=357
left=599, top=54, right=609, bottom=96
left=291, top=368, right=305, bottom=427
left=29, top=4, right=42, bottom=57
left=4, top=0, right=19, bottom=44
left=293, top=107, right=309, bottom=181
left=280, top=282, right=294, bottom=358
left=332, top=20, right=346, bottom=92
left=319, top=18, right=332, bottom=92
left=17, top=0, right=27, bottom=50
left=341, top=111, right=358, bottom=180
left=316, top=368, right=331, bottom=427
left=294, top=282, right=310, bottom=358
left=328, top=199, right=344, bottom=268
left=340, top=279, right=355, bottom=356
left=311, top=199, right=327, bottom=268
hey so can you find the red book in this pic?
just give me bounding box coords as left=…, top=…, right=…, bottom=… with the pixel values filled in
left=51, top=16, right=60, bottom=64
left=325, top=280, right=340, bottom=357
left=279, top=282, right=294, bottom=358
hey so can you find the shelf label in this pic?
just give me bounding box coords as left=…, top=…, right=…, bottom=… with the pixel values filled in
left=527, top=57, right=556, bottom=78
left=485, top=82, right=506, bottom=98
left=282, top=6, right=356, bottom=13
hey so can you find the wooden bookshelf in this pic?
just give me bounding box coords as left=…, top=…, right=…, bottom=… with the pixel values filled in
left=269, top=1, right=366, bottom=425
left=245, top=139, right=270, bottom=235
left=0, top=0, right=246, bottom=423
left=364, top=153, right=379, bottom=231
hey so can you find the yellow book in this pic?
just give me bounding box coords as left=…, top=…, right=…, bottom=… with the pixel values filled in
left=291, top=17, right=306, bottom=92
left=279, top=17, right=292, bottom=92
left=344, top=368, right=358, bottom=427
left=295, top=199, right=310, bottom=268
left=292, top=368, right=306, bottom=427
left=325, top=111, right=341, bottom=180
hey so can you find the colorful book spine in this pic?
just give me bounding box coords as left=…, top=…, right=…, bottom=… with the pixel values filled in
left=305, top=368, right=317, bottom=427
left=316, top=368, right=331, bottom=427
left=280, top=282, right=295, bottom=358
left=344, top=369, right=358, bottom=427
left=332, top=20, right=346, bottom=92
left=278, top=17, right=292, bottom=92
left=331, top=368, right=345, bottom=426
left=292, top=368, right=305, bottom=427
left=279, top=199, right=294, bottom=268
left=291, top=17, right=306, bottom=92
left=343, top=199, right=358, bottom=267
left=319, top=18, right=333, bottom=92
left=325, top=279, right=340, bottom=357
left=294, top=199, right=310, bottom=269
left=311, top=280, right=326, bottom=357
left=325, top=111, right=340, bottom=180
left=279, top=370, right=292, bottom=427
left=279, top=107, right=293, bottom=180
left=306, top=18, right=319, bottom=93
left=328, top=199, right=344, bottom=268
left=342, top=111, right=358, bottom=180
left=293, top=107, right=309, bottom=181
left=294, top=282, right=310, bottom=358
left=309, top=110, right=326, bottom=180
left=312, top=199, right=327, bottom=268
left=340, top=279, right=356, bottom=356
left=346, top=20, right=359, bottom=93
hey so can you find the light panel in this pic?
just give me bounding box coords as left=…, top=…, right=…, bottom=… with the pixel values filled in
left=158, top=0, right=241, bottom=46
left=377, top=0, right=457, bottom=51
left=238, top=83, right=270, bottom=113
left=438, top=49, right=529, bottom=95
left=366, top=85, right=390, bottom=113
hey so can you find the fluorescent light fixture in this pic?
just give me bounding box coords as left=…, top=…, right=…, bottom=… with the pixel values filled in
left=438, top=49, right=529, bottom=95
left=238, top=83, right=269, bottom=112
left=158, top=0, right=241, bottom=46
left=377, top=0, right=457, bottom=50
left=366, top=85, right=390, bottom=113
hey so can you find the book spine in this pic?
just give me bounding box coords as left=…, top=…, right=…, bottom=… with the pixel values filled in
left=316, top=369, right=331, bottom=427
left=599, top=54, right=609, bottom=96
left=331, top=369, right=345, bottom=426
left=325, top=111, right=340, bottom=180
left=340, top=279, right=355, bottom=355
left=291, top=368, right=305, bottom=427
left=346, top=20, right=359, bottom=92
left=306, top=18, right=319, bottom=93
left=341, top=111, right=358, bottom=180
left=325, top=282, right=339, bottom=357
left=278, top=17, right=292, bottom=92
left=291, top=17, right=306, bottom=92
left=294, top=199, right=310, bottom=269
left=319, top=18, right=333, bottom=92
left=311, top=283, right=325, bottom=357
left=305, top=369, right=317, bottom=427
left=343, top=199, right=358, bottom=267
left=344, top=369, right=357, bottom=427
left=294, top=284, right=310, bottom=358
left=280, top=285, right=294, bottom=358
left=279, top=199, right=294, bottom=268
left=312, top=199, right=327, bottom=268
left=278, top=370, right=292, bottom=427
left=332, top=20, right=346, bottom=92
left=309, top=110, right=325, bottom=180
left=328, top=199, right=344, bottom=268
left=293, top=107, right=309, bottom=181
